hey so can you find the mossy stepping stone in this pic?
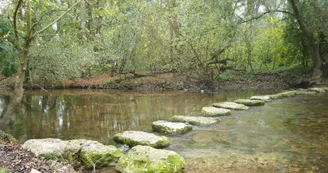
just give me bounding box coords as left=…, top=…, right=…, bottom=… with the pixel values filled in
left=212, top=102, right=248, bottom=110
left=70, top=139, right=123, bottom=169
left=267, top=94, right=284, bottom=99
left=307, top=88, right=326, bottom=93
left=234, top=99, right=265, bottom=106
left=250, top=95, right=271, bottom=102
left=171, top=115, right=220, bottom=125
left=116, top=145, right=185, bottom=173
left=152, top=121, right=192, bottom=135
left=276, top=91, right=297, bottom=97
left=201, top=107, right=231, bottom=116
left=295, top=89, right=317, bottom=95
left=113, top=131, right=169, bottom=148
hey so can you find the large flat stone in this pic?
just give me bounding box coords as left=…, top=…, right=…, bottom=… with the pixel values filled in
left=22, top=138, right=80, bottom=160
left=113, top=131, right=169, bottom=148
left=201, top=107, right=231, bottom=116
left=267, top=94, right=284, bottom=99
left=152, top=120, right=192, bottom=135
left=307, top=88, right=326, bottom=93
left=276, top=91, right=297, bottom=97
left=295, top=89, right=317, bottom=95
left=70, top=139, right=123, bottom=169
left=212, top=102, right=249, bottom=110
left=116, top=145, right=185, bottom=173
left=171, top=115, right=220, bottom=125
left=233, top=99, right=265, bottom=106
left=250, top=95, right=271, bottom=102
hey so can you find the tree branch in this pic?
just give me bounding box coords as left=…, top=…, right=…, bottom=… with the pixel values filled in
left=288, top=0, right=313, bottom=41
left=33, top=0, right=83, bottom=38
left=238, top=9, right=295, bottom=24
left=13, top=0, right=23, bottom=44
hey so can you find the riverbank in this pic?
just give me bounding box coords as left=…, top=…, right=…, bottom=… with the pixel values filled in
left=0, top=131, right=76, bottom=173
left=0, top=67, right=321, bottom=92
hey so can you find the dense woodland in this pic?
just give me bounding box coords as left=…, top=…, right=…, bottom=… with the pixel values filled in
left=0, top=0, right=328, bottom=101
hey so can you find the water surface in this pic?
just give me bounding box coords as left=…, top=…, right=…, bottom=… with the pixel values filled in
left=1, top=90, right=327, bottom=172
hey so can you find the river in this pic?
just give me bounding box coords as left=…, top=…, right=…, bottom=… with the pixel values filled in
left=1, top=90, right=327, bottom=173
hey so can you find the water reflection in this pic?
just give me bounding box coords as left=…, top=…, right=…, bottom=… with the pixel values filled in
left=1, top=90, right=262, bottom=144
left=1, top=90, right=327, bottom=172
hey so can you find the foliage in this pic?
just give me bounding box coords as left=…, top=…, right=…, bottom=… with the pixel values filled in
left=215, top=72, right=237, bottom=82
left=0, top=18, right=18, bottom=76
left=0, top=0, right=327, bottom=86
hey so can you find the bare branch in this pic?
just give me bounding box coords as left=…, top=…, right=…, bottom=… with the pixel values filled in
left=238, top=9, right=295, bottom=24
left=33, top=0, right=83, bottom=38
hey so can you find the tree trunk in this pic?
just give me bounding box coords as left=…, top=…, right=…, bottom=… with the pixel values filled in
left=288, top=0, right=323, bottom=79
left=13, top=38, right=31, bottom=106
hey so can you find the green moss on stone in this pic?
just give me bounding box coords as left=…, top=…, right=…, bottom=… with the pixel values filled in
left=81, top=145, right=123, bottom=169
left=116, top=146, right=185, bottom=173
left=308, top=88, right=325, bottom=93
left=0, top=168, right=9, bottom=173
left=0, top=130, right=17, bottom=143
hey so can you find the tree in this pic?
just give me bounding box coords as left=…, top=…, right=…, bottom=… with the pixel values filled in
left=11, top=0, right=82, bottom=106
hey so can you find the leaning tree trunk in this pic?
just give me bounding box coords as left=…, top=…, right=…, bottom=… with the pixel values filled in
left=12, top=38, right=31, bottom=106
left=288, top=0, right=324, bottom=81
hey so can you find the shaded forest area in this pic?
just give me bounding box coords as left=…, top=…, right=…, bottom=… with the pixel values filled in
left=0, top=0, right=328, bottom=94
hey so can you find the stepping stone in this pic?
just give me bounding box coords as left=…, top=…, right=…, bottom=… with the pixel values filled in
left=250, top=95, right=271, bottom=102
left=171, top=115, right=220, bottom=125
left=234, top=99, right=265, bottom=106
left=321, top=87, right=328, bottom=91
left=113, top=131, right=169, bottom=148
left=307, top=88, right=325, bottom=93
left=116, top=145, right=185, bottom=173
left=152, top=120, right=192, bottom=135
left=70, top=139, right=123, bottom=169
left=277, top=91, right=297, bottom=97
left=201, top=107, right=231, bottom=116
left=212, top=102, right=249, bottom=110
left=295, top=89, right=317, bottom=95
left=267, top=94, right=284, bottom=99
left=22, top=138, right=81, bottom=160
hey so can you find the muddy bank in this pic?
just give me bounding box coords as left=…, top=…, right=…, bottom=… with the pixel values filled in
left=0, top=68, right=321, bottom=92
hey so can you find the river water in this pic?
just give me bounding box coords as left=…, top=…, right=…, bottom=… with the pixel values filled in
left=1, top=90, right=327, bottom=173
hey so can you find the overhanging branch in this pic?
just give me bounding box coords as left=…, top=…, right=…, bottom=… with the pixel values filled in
left=33, top=0, right=83, bottom=38
left=238, top=9, right=295, bottom=24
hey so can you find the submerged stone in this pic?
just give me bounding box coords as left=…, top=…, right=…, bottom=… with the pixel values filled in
left=250, top=95, right=271, bottom=102
left=201, top=107, right=231, bottom=116
left=152, top=120, right=192, bottom=135
left=116, top=145, right=185, bottom=173
left=307, top=88, right=326, bottom=93
left=233, top=99, right=265, bottom=106
left=113, top=131, right=169, bottom=148
left=171, top=115, right=220, bottom=125
left=70, top=139, right=123, bottom=169
left=22, top=138, right=80, bottom=160
left=212, top=102, right=249, bottom=110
